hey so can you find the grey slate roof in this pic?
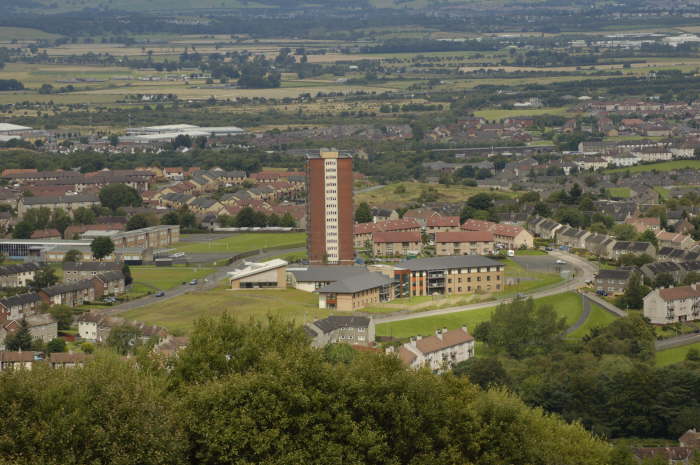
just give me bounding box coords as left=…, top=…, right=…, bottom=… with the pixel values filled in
left=41, top=280, right=94, bottom=296
left=597, top=269, right=634, bottom=280
left=290, top=266, right=367, bottom=283
left=397, top=255, right=501, bottom=272
left=0, top=262, right=40, bottom=277
left=613, top=241, right=652, bottom=253
left=23, top=194, right=99, bottom=205
left=311, top=316, right=371, bottom=333
left=317, top=272, right=391, bottom=294
left=63, top=262, right=122, bottom=272
left=0, top=293, right=41, bottom=308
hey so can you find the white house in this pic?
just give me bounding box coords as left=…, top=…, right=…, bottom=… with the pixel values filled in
left=643, top=283, right=700, bottom=325
left=392, top=326, right=475, bottom=373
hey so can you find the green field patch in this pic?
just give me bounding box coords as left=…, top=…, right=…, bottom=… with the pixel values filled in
left=121, top=288, right=325, bottom=333
left=376, top=291, right=582, bottom=339
left=567, top=302, right=619, bottom=339
left=656, top=342, right=700, bottom=367
left=607, top=187, right=632, bottom=199
left=474, top=106, right=571, bottom=120
left=130, top=265, right=214, bottom=291
left=606, top=160, right=700, bottom=174
left=174, top=232, right=306, bottom=254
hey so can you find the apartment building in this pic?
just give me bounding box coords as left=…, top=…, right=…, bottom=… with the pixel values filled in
left=461, top=219, right=534, bottom=249
left=305, top=316, right=375, bottom=347
left=644, top=283, right=700, bottom=325
left=396, top=255, right=504, bottom=297
left=316, top=272, right=393, bottom=311
left=434, top=231, right=494, bottom=256
left=394, top=326, right=475, bottom=373
left=371, top=231, right=422, bottom=257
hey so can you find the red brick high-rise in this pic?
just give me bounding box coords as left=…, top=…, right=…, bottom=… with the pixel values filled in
left=306, top=149, right=354, bottom=265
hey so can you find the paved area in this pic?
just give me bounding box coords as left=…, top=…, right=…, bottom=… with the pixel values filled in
left=656, top=332, right=700, bottom=351
left=566, top=294, right=590, bottom=335
left=373, top=249, right=598, bottom=324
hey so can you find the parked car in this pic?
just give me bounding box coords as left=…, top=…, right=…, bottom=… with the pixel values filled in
left=189, top=279, right=198, bottom=285
left=544, top=247, right=553, bottom=251
left=555, top=259, right=567, bottom=265
left=596, top=289, right=607, bottom=296
left=155, top=291, right=165, bottom=297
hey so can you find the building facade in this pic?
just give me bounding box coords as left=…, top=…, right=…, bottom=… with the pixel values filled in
left=306, top=150, right=354, bottom=265
left=396, top=256, right=504, bottom=297
left=643, top=283, right=700, bottom=325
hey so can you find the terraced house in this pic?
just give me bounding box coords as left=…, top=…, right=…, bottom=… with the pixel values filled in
left=0, top=263, right=40, bottom=288
left=434, top=231, right=494, bottom=256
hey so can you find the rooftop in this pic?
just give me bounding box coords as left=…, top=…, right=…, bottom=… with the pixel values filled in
left=397, top=255, right=501, bottom=272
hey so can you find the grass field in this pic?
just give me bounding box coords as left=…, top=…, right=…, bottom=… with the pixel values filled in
left=606, top=160, right=700, bottom=174
left=355, top=181, right=516, bottom=206
left=130, top=265, right=215, bottom=291
left=473, top=106, right=571, bottom=120
left=174, top=232, right=306, bottom=254
left=567, top=302, right=619, bottom=339
left=656, top=342, right=700, bottom=367
left=607, top=187, right=632, bottom=199
left=375, top=291, right=582, bottom=339
left=653, top=186, right=670, bottom=200
left=121, top=288, right=326, bottom=333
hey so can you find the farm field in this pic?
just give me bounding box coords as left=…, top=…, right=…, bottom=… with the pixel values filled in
left=121, top=288, right=326, bottom=333
left=174, top=232, right=306, bottom=254
left=606, top=160, right=700, bottom=173
left=473, top=106, right=572, bottom=120
left=656, top=342, right=700, bottom=367
left=355, top=181, right=517, bottom=206
left=375, top=291, right=583, bottom=339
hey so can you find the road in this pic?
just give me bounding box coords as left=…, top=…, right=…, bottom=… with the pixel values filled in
left=566, top=294, right=591, bottom=335
left=656, top=332, right=700, bottom=351
left=374, top=250, right=599, bottom=324
left=103, top=247, right=306, bottom=314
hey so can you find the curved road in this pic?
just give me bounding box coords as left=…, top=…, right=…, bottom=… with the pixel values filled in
left=104, top=247, right=306, bottom=314
left=373, top=250, right=599, bottom=324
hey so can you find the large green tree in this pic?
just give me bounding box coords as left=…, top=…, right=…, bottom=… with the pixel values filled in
left=475, top=297, right=567, bottom=359
left=99, top=184, right=142, bottom=211
left=27, top=266, right=58, bottom=291
left=354, top=202, right=372, bottom=223
left=5, top=318, right=33, bottom=351
left=107, top=324, right=143, bottom=355
left=91, top=237, right=115, bottom=261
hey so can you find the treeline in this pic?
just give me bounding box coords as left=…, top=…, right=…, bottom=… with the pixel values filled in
left=0, top=79, right=23, bottom=91
left=217, top=207, right=297, bottom=228
left=457, top=298, right=700, bottom=440
left=0, top=314, right=611, bottom=465
left=361, top=39, right=500, bottom=54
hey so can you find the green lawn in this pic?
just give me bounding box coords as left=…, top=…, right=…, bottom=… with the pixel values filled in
left=515, top=249, right=547, bottom=256
left=174, top=232, right=306, bottom=254
left=607, top=187, right=632, bottom=199
left=656, top=342, right=700, bottom=367
left=355, top=181, right=517, bottom=206
left=130, top=265, right=215, bottom=291
left=376, top=291, right=582, bottom=339
left=121, top=288, right=326, bottom=334
left=606, top=160, right=700, bottom=174
left=567, top=303, right=619, bottom=339
left=653, top=186, right=670, bottom=200
left=473, top=106, right=571, bottom=120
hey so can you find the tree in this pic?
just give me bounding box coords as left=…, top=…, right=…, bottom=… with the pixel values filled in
left=99, top=184, right=142, bottom=211
left=453, top=357, right=510, bottom=389
left=279, top=212, right=296, bottom=228
left=354, top=202, right=372, bottom=223
left=654, top=272, right=675, bottom=288
left=617, top=272, right=649, bottom=310
left=5, top=318, right=33, bottom=350
left=107, top=324, right=143, bottom=355
left=467, top=192, right=493, bottom=210
left=638, top=229, right=659, bottom=248
left=46, top=338, right=66, bottom=353
left=476, top=297, right=567, bottom=359
left=91, top=237, right=115, bottom=261
left=109, top=134, right=119, bottom=146
left=73, top=206, right=96, bottom=225
left=27, top=266, right=58, bottom=291
left=584, top=313, right=656, bottom=362
left=568, top=183, right=582, bottom=203
left=63, top=249, right=83, bottom=263
left=12, top=221, right=34, bottom=239
left=533, top=202, right=552, bottom=217
left=122, top=263, right=133, bottom=286
left=50, top=208, right=71, bottom=236
left=613, top=223, right=638, bottom=241
left=126, top=214, right=149, bottom=231
left=49, top=305, right=74, bottom=331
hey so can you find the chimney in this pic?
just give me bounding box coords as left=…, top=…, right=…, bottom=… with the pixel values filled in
left=435, top=329, right=442, bottom=340
left=461, top=325, right=468, bottom=334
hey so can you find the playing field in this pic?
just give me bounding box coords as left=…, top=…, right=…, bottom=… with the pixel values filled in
left=121, top=288, right=327, bottom=333
left=174, top=232, right=306, bottom=254
left=375, top=291, right=583, bottom=339
left=607, top=187, right=632, bottom=199
left=606, top=160, right=700, bottom=174
left=130, top=265, right=215, bottom=291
